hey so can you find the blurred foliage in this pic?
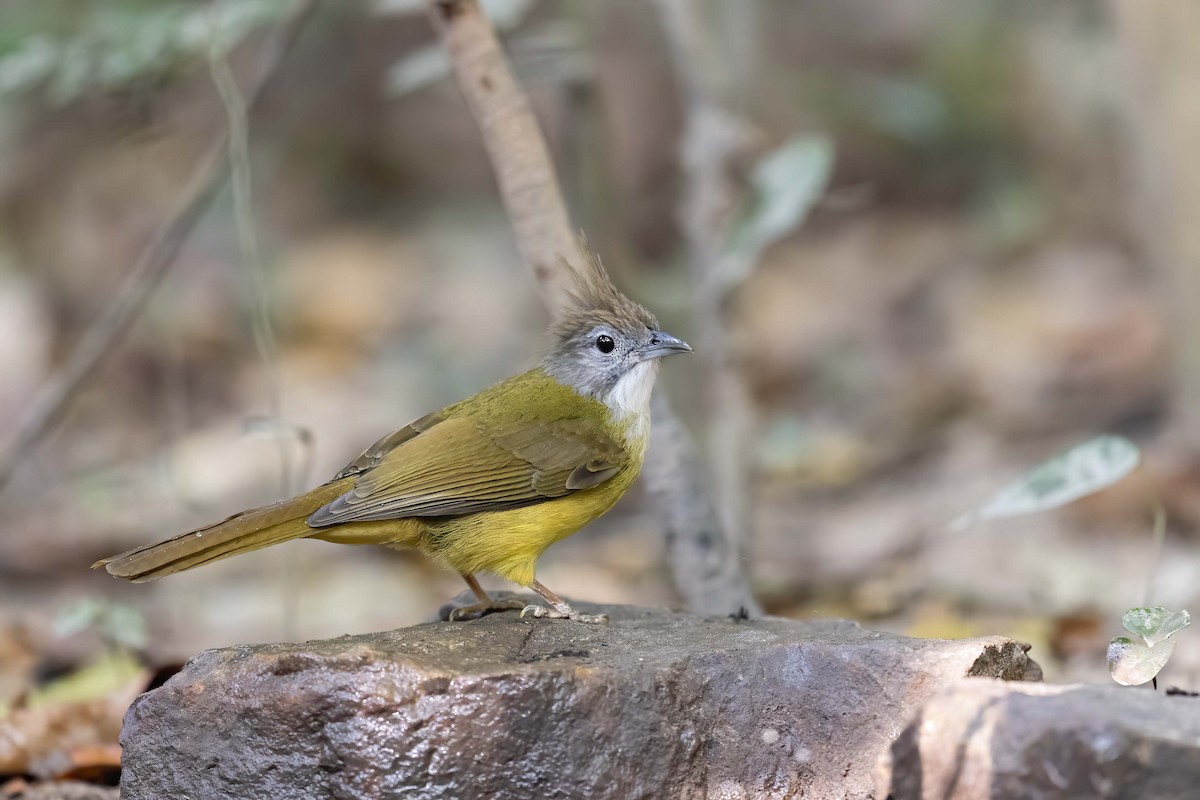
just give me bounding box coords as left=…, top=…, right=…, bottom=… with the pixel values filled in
left=0, top=0, right=298, bottom=104
left=381, top=0, right=537, bottom=95
left=382, top=0, right=588, bottom=95
left=715, top=136, right=834, bottom=295
left=54, top=599, right=146, bottom=654
left=8, top=4, right=1200, bottom=795
left=954, top=436, right=1141, bottom=530
left=24, top=650, right=143, bottom=710
left=0, top=0, right=1195, bottom=704
left=802, top=0, right=1024, bottom=199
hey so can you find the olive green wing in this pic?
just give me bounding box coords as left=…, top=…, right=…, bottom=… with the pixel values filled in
left=331, top=411, right=442, bottom=480
left=307, top=415, right=624, bottom=525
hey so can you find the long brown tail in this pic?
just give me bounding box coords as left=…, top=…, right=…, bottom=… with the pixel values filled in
left=94, top=479, right=352, bottom=582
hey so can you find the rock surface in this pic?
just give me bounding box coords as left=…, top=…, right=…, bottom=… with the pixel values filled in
left=877, top=679, right=1200, bottom=799
left=119, top=604, right=1038, bottom=800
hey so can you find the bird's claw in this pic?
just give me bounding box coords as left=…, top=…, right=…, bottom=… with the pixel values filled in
left=443, top=598, right=526, bottom=621
left=519, top=603, right=554, bottom=619
left=519, top=604, right=608, bottom=624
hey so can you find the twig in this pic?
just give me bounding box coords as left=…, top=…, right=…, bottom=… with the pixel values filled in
left=426, top=0, right=587, bottom=318
left=207, top=11, right=296, bottom=496
left=207, top=5, right=305, bottom=641
left=425, top=0, right=761, bottom=615
left=653, top=0, right=758, bottom=560
left=0, top=2, right=316, bottom=496
left=647, top=391, right=761, bottom=615
left=1144, top=501, right=1167, bottom=607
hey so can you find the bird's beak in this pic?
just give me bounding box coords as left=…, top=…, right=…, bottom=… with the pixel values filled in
left=637, top=330, right=693, bottom=361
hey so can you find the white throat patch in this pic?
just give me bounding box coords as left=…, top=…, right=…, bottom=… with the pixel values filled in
left=605, top=360, right=658, bottom=425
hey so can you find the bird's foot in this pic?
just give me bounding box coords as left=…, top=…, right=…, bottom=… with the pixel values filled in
left=519, top=602, right=608, bottom=624
left=442, top=597, right=527, bottom=621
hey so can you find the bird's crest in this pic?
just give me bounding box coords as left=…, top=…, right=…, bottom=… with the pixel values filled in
left=550, top=236, right=657, bottom=342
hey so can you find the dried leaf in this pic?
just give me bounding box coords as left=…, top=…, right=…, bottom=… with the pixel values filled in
left=0, top=691, right=141, bottom=780
left=1, top=650, right=147, bottom=779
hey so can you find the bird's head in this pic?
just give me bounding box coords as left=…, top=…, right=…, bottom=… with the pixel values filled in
left=543, top=246, right=691, bottom=419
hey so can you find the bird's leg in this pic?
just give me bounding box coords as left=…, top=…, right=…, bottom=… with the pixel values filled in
left=444, top=574, right=526, bottom=621
left=520, top=579, right=608, bottom=624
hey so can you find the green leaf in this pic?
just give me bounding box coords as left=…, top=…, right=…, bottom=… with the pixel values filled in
left=27, top=650, right=144, bottom=708
left=0, top=0, right=299, bottom=104
left=714, top=136, right=834, bottom=294
left=383, top=0, right=537, bottom=95
left=867, top=78, right=948, bottom=144
left=101, top=604, right=148, bottom=651
left=1107, top=636, right=1175, bottom=687
left=0, top=35, right=59, bottom=95
left=1123, top=607, right=1191, bottom=648
left=376, top=0, right=535, bottom=24
left=54, top=598, right=147, bottom=651
left=479, top=0, right=539, bottom=28
left=385, top=45, right=448, bottom=96
left=952, top=435, right=1140, bottom=530
left=53, top=598, right=103, bottom=638
left=373, top=0, right=426, bottom=14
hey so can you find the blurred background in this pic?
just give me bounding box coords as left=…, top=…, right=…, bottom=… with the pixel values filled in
left=3, top=0, right=1200, bottom=775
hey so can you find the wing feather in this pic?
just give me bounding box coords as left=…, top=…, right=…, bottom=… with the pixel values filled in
left=333, top=412, right=442, bottom=480
left=308, top=415, right=625, bottom=526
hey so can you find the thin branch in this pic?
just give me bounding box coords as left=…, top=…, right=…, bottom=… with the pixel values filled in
left=207, top=11, right=295, bottom=496
left=0, top=2, right=316, bottom=496
left=425, top=0, right=761, bottom=615
left=426, top=0, right=586, bottom=320
left=654, top=0, right=758, bottom=563
left=208, top=5, right=306, bottom=642
left=1144, top=501, right=1166, bottom=607
left=647, top=391, right=761, bottom=615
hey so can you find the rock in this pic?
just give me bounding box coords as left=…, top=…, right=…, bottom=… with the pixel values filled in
left=877, top=679, right=1200, bottom=799
left=119, top=605, right=1038, bottom=800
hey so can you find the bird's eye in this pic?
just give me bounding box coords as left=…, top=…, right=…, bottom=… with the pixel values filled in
left=595, top=335, right=615, bottom=354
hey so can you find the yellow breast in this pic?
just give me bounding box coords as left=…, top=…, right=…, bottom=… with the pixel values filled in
left=424, top=421, right=648, bottom=586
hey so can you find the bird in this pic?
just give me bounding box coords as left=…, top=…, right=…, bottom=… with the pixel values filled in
left=94, top=248, right=691, bottom=623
